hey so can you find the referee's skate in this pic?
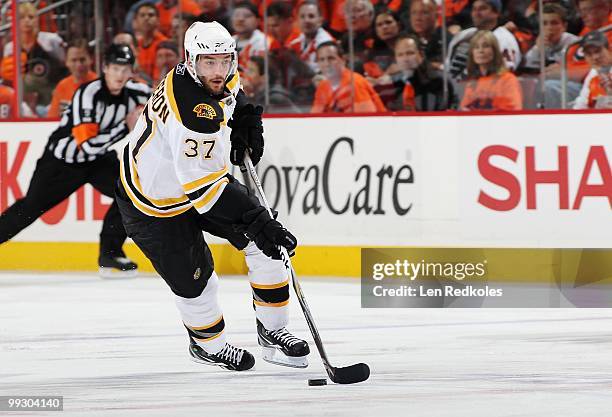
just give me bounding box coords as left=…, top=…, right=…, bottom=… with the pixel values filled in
left=98, top=254, right=138, bottom=279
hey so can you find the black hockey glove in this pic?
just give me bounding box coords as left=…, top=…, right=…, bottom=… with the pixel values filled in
left=228, top=103, right=264, bottom=166
left=235, top=206, right=297, bottom=260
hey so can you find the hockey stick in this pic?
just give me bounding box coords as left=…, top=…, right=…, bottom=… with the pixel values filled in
left=243, top=155, right=370, bottom=385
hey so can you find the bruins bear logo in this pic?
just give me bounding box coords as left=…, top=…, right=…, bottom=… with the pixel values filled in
left=193, top=103, right=217, bottom=119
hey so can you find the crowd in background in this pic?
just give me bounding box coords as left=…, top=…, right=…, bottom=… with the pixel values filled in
left=0, top=0, right=611, bottom=118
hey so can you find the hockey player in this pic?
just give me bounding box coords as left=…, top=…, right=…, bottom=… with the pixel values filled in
left=0, top=44, right=150, bottom=277
left=115, top=21, right=310, bottom=371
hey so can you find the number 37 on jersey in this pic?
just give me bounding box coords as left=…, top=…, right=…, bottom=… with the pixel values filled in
left=184, top=138, right=216, bottom=159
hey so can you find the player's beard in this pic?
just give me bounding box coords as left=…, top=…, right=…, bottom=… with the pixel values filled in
left=200, top=76, right=226, bottom=96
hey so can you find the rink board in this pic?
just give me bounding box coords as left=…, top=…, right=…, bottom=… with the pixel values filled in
left=0, top=113, right=610, bottom=277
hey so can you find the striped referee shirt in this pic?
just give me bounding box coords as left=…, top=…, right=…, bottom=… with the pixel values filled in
left=47, top=77, right=151, bottom=164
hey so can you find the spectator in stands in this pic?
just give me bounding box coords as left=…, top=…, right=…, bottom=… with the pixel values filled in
left=364, top=9, right=402, bottom=79
left=153, top=41, right=180, bottom=86
left=269, top=52, right=317, bottom=111
left=48, top=39, right=97, bottom=118
left=156, top=0, right=202, bottom=37
left=578, top=0, right=612, bottom=35
left=66, top=6, right=90, bottom=41
left=170, top=13, right=197, bottom=52
left=542, top=0, right=612, bottom=108
left=523, top=3, right=579, bottom=73
left=446, top=0, right=521, bottom=82
left=444, top=0, right=472, bottom=34
left=408, top=0, right=449, bottom=69
left=252, top=0, right=295, bottom=16
left=253, top=0, right=328, bottom=18
left=157, top=0, right=177, bottom=37
left=500, top=2, right=539, bottom=55
left=5, top=2, right=65, bottom=64
left=124, top=0, right=199, bottom=32
left=266, top=2, right=300, bottom=47
left=270, top=44, right=319, bottom=110
left=385, top=34, right=454, bottom=111
left=195, top=0, right=232, bottom=31
left=327, top=0, right=350, bottom=37
left=0, top=52, right=24, bottom=86
left=311, top=41, right=386, bottom=113
left=287, top=0, right=335, bottom=72
left=2, top=1, right=68, bottom=116
left=511, top=0, right=582, bottom=38
left=460, top=30, right=523, bottom=111
left=114, top=32, right=152, bottom=85
left=373, top=0, right=406, bottom=12
left=341, top=0, right=376, bottom=73
left=128, top=1, right=148, bottom=34
left=573, top=30, right=612, bottom=109
left=243, top=55, right=301, bottom=113
left=0, top=82, right=14, bottom=119
left=134, top=2, right=168, bottom=81
left=327, top=0, right=406, bottom=37
left=232, top=2, right=279, bottom=69
left=114, top=32, right=138, bottom=51
left=375, top=0, right=410, bottom=29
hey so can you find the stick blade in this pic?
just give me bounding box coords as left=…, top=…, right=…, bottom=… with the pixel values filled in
left=329, top=363, right=370, bottom=384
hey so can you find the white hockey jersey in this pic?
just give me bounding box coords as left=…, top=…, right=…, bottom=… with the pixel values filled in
left=120, top=62, right=242, bottom=218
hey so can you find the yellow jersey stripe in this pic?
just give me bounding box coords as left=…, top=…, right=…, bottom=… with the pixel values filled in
left=182, top=165, right=228, bottom=194
left=250, top=280, right=290, bottom=290
left=253, top=299, right=290, bottom=308
left=120, top=162, right=192, bottom=218
left=192, top=178, right=229, bottom=211
left=226, top=73, right=239, bottom=92
left=186, top=316, right=223, bottom=331
left=219, top=101, right=227, bottom=126
left=192, top=330, right=224, bottom=342
left=166, top=69, right=181, bottom=124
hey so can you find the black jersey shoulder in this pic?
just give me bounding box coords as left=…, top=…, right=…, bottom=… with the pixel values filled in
left=167, top=64, right=225, bottom=134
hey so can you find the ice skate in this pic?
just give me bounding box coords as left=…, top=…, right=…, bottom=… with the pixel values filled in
left=189, top=340, right=255, bottom=371
left=257, top=319, right=310, bottom=368
left=98, top=254, right=138, bottom=279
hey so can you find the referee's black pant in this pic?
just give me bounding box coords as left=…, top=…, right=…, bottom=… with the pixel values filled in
left=0, top=149, right=127, bottom=258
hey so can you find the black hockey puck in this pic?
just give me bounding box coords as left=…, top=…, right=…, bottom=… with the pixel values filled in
left=308, top=378, right=327, bottom=386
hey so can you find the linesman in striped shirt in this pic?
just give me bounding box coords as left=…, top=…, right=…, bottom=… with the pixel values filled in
left=0, top=44, right=151, bottom=278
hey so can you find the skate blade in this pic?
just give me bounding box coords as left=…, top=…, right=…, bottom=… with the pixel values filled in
left=189, top=354, right=228, bottom=369
left=98, top=267, right=138, bottom=279
left=261, top=346, right=308, bottom=368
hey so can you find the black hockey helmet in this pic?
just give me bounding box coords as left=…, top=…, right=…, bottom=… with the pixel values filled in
left=104, top=43, right=135, bottom=66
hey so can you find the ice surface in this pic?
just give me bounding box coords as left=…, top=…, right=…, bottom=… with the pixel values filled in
left=1, top=272, right=611, bottom=416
